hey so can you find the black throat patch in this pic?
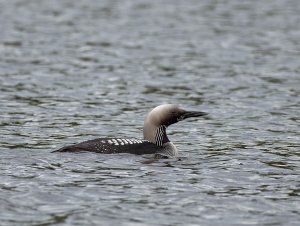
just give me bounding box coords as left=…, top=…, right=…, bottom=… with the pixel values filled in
left=155, top=125, right=169, bottom=146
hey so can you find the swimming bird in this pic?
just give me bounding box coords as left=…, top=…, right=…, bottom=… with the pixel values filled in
left=54, top=104, right=207, bottom=157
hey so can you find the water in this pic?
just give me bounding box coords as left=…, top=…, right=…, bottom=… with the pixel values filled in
left=1, top=0, right=299, bottom=225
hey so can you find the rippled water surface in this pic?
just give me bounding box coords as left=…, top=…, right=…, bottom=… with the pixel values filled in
left=1, top=0, right=300, bottom=225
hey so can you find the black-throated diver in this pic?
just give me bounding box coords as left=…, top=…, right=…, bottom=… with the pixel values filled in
left=54, top=104, right=207, bottom=157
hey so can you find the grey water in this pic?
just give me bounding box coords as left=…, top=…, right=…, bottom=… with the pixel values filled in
left=0, top=0, right=299, bottom=225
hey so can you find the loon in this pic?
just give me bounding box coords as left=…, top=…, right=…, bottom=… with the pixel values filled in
left=54, top=104, right=207, bottom=157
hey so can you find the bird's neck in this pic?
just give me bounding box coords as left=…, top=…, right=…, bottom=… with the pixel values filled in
left=143, top=124, right=170, bottom=146
left=154, top=125, right=170, bottom=146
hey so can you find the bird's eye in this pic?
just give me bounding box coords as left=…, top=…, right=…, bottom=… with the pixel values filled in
left=177, top=115, right=184, bottom=121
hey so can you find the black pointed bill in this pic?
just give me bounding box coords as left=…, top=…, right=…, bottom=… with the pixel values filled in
left=178, top=111, right=208, bottom=121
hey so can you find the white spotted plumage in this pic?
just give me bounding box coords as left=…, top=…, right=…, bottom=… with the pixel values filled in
left=117, top=139, right=124, bottom=145
left=108, top=140, right=113, bottom=144
left=105, top=138, right=147, bottom=146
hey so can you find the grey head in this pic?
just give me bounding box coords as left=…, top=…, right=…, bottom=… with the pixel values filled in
left=143, top=104, right=207, bottom=146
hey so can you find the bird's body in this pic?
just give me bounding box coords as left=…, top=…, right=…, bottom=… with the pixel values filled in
left=55, top=138, right=163, bottom=154
left=54, top=104, right=207, bottom=157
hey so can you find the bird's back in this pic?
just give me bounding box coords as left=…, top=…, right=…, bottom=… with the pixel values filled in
left=54, top=138, right=163, bottom=155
